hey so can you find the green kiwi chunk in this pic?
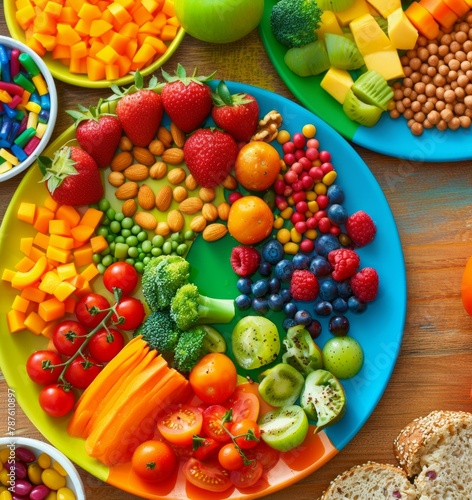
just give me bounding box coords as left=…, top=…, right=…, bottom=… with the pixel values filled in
left=258, top=363, right=304, bottom=407
left=317, top=0, right=356, bottom=13
left=284, top=40, right=331, bottom=77
left=201, top=325, right=226, bottom=353
left=343, top=88, right=383, bottom=127
left=282, top=324, right=323, bottom=376
left=352, top=70, right=394, bottom=110
left=324, top=33, right=364, bottom=70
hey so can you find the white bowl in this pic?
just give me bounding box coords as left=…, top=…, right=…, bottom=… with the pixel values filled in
left=0, top=35, right=57, bottom=182
left=0, top=436, right=85, bottom=499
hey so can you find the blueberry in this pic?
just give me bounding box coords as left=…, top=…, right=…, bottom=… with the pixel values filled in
left=337, top=280, right=352, bottom=298
left=348, top=296, right=367, bottom=313
left=327, top=204, right=348, bottom=225
left=252, top=297, right=269, bottom=314
left=332, top=297, right=348, bottom=313
left=314, top=300, right=333, bottom=316
left=274, top=259, right=294, bottom=282
left=327, top=184, right=345, bottom=205
left=258, top=261, right=272, bottom=277
left=292, top=253, right=310, bottom=270
left=234, top=294, right=251, bottom=310
left=306, top=319, right=322, bottom=339
left=309, top=255, right=332, bottom=277
left=280, top=288, right=292, bottom=303
left=319, top=279, right=338, bottom=301
left=252, top=279, right=270, bottom=298
left=283, top=317, right=297, bottom=330
left=314, top=234, right=341, bottom=257
left=294, top=309, right=313, bottom=326
left=262, top=239, right=284, bottom=264
left=329, top=315, right=350, bottom=336
left=268, top=294, right=285, bottom=311
left=284, top=302, right=298, bottom=318
left=237, top=277, right=253, bottom=295
left=268, top=277, right=281, bottom=294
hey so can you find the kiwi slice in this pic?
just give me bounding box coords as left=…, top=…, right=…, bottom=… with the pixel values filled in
left=282, top=325, right=323, bottom=376
left=258, top=405, right=309, bottom=452
left=352, top=70, right=394, bottom=110
left=317, top=0, right=356, bottom=13
left=284, top=40, right=331, bottom=77
left=258, top=363, right=304, bottom=407
left=324, top=33, right=364, bottom=70
left=343, top=88, right=383, bottom=127
left=202, top=325, right=226, bottom=353
left=300, top=369, right=347, bottom=430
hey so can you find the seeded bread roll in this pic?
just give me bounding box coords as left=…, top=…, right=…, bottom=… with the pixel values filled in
left=319, top=462, right=418, bottom=500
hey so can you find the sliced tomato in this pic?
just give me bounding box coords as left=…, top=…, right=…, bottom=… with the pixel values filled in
left=193, top=437, right=221, bottom=461
left=226, top=390, right=260, bottom=424
left=245, top=441, right=280, bottom=472
left=182, top=457, right=232, bottom=493
left=230, top=460, right=263, bottom=489
left=157, top=404, right=203, bottom=446
left=202, top=405, right=231, bottom=443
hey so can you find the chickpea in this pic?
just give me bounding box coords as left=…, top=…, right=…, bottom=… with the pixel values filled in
left=428, top=110, right=441, bottom=124
left=450, top=41, right=462, bottom=54
left=455, top=51, right=467, bottom=62
left=390, top=109, right=401, bottom=119
left=427, top=43, right=438, bottom=55
left=417, top=93, right=427, bottom=104
left=447, top=70, right=458, bottom=82
left=457, top=74, right=469, bottom=87
left=421, top=74, right=433, bottom=84
left=417, top=36, right=428, bottom=47
left=404, top=87, right=412, bottom=98
left=436, top=100, right=446, bottom=112
left=448, top=116, right=461, bottom=129
left=444, top=53, right=454, bottom=64
left=418, top=47, right=430, bottom=61
left=394, top=89, right=404, bottom=100
left=448, top=58, right=461, bottom=71
left=455, top=87, right=466, bottom=100
left=403, top=77, right=413, bottom=88
left=396, top=101, right=406, bottom=113
left=425, top=83, right=437, bottom=97
left=423, top=119, right=434, bottom=129
left=433, top=74, right=446, bottom=86
left=444, top=89, right=456, bottom=102
left=438, top=44, right=450, bottom=57
left=436, top=87, right=445, bottom=100
left=459, top=115, right=471, bottom=127
left=411, top=71, right=421, bottom=83
left=403, top=97, right=412, bottom=107
left=428, top=54, right=439, bottom=66
left=441, top=33, right=453, bottom=45
left=464, top=95, right=472, bottom=108
left=440, top=108, right=454, bottom=121
left=454, top=102, right=466, bottom=115
left=437, top=119, right=448, bottom=130
left=410, top=122, right=424, bottom=135
left=455, top=31, right=468, bottom=45
left=404, top=108, right=414, bottom=119
left=427, top=66, right=438, bottom=77
left=403, top=66, right=413, bottom=77
left=460, top=60, right=471, bottom=72
left=411, top=100, right=422, bottom=113
left=406, top=49, right=417, bottom=59
left=462, top=40, right=472, bottom=52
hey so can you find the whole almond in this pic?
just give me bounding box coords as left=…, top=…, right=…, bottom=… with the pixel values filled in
left=124, top=163, right=149, bottom=181
left=162, top=148, right=185, bottom=165
left=167, top=167, right=186, bottom=185
left=155, top=185, right=173, bottom=212
left=173, top=186, right=188, bottom=203
left=185, top=173, right=198, bottom=191
left=170, top=122, right=186, bottom=148
left=222, top=174, right=238, bottom=190
left=202, top=203, right=219, bottom=222
left=217, top=201, right=231, bottom=221
left=155, top=221, right=171, bottom=237
left=190, top=215, right=207, bottom=233
left=157, top=126, right=173, bottom=148
left=122, top=199, right=137, bottom=217
left=148, top=139, right=165, bottom=156
left=149, top=161, right=167, bottom=179
left=167, top=209, right=184, bottom=232
left=115, top=182, right=139, bottom=200
left=138, top=184, right=155, bottom=210
left=119, top=136, right=133, bottom=151
left=110, top=151, right=133, bottom=171
left=199, top=187, right=216, bottom=203
left=132, top=147, right=155, bottom=166
left=179, top=197, right=203, bottom=215
left=134, top=212, right=157, bottom=230
left=108, top=171, right=125, bottom=187
left=203, top=223, right=228, bottom=242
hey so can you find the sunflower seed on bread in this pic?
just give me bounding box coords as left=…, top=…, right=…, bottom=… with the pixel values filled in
left=319, top=462, right=417, bottom=500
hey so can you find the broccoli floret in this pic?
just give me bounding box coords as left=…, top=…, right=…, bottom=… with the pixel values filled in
left=170, top=283, right=235, bottom=331
left=141, top=255, right=190, bottom=311
left=270, top=0, right=323, bottom=49
left=135, top=310, right=181, bottom=359
left=173, top=326, right=208, bottom=374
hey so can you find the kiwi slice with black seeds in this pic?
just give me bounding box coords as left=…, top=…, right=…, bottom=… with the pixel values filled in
left=258, top=362, right=304, bottom=407
left=343, top=88, right=383, bottom=127
left=325, top=33, right=365, bottom=70
left=352, top=70, right=394, bottom=110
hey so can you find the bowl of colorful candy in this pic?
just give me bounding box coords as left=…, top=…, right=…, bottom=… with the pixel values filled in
left=0, top=35, right=57, bottom=183
left=0, top=436, right=85, bottom=499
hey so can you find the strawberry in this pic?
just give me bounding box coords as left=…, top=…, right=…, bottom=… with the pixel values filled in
left=112, top=72, right=163, bottom=147
left=211, top=81, right=260, bottom=142
left=66, top=100, right=122, bottom=168
left=161, top=64, right=215, bottom=133
left=183, top=128, right=238, bottom=188
left=39, top=146, right=103, bottom=206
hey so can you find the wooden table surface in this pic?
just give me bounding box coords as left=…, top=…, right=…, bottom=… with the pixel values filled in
left=1, top=9, right=472, bottom=500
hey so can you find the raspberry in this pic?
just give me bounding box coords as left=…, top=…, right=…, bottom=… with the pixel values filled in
left=350, top=267, right=379, bottom=302
left=290, top=269, right=319, bottom=301
left=328, top=248, right=360, bottom=281
left=345, top=210, right=376, bottom=247
left=230, top=246, right=261, bottom=277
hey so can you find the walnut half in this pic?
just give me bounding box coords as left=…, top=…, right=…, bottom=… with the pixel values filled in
left=251, top=110, right=283, bottom=142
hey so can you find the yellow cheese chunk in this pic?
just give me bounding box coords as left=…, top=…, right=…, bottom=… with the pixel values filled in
left=317, top=11, right=344, bottom=39
left=350, top=13, right=392, bottom=55
left=320, top=67, right=354, bottom=104
left=365, top=0, right=401, bottom=18
left=335, top=0, right=371, bottom=26
left=363, top=49, right=405, bottom=80
left=387, top=7, right=419, bottom=50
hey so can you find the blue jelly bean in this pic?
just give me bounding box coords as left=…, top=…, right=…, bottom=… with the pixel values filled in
left=3, top=103, right=17, bottom=120
left=40, top=94, right=50, bottom=110
left=39, top=109, right=50, bottom=123
left=11, top=144, right=27, bottom=162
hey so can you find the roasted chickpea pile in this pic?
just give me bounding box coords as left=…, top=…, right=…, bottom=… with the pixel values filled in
left=390, top=13, right=472, bottom=136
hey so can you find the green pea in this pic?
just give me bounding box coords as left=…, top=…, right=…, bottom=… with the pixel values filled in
left=101, top=247, right=111, bottom=256
left=176, top=243, right=188, bottom=256
left=171, top=232, right=184, bottom=242
left=126, top=235, right=139, bottom=247
left=162, top=241, right=172, bottom=255
left=126, top=258, right=135, bottom=266
left=142, top=256, right=151, bottom=266
left=171, top=240, right=179, bottom=250
left=106, top=234, right=115, bottom=243
left=135, top=262, right=144, bottom=274
left=121, top=217, right=134, bottom=229
left=128, top=246, right=139, bottom=258
left=114, top=242, right=129, bottom=259
left=109, top=242, right=116, bottom=253
left=138, top=252, right=145, bottom=261
left=184, top=230, right=195, bottom=241
left=99, top=199, right=110, bottom=212
left=102, top=255, right=113, bottom=267
left=97, top=263, right=106, bottom=274
left=151, top=247, right=162, bottom=257
left=131, top=224, right=142, bottom=235
left=106, top=207, right=116, bottom=220
left=115, top=235, right=125, bottom=244
left=101, top=216, right=111, bottom=226
left=141, top=240, right=152, bottom=253
left=110, top=221, right=121, bottom=234
left=121, top=228, right=131, bottom=238
left=152, top=235, right=164, bottom=248
left=137, top=231, right=148, bottom=242
left=96, top=226, right=108, bottom=238
left=114, top=212, right=125, bottom=222
left=92, top=254, right=101, bottom=264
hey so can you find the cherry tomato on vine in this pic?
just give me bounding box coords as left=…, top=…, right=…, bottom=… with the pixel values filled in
left=112, top=296, right=145, bottom=331
left=52, top=320, right=87, bottom=356
left=225, top=390, right=260, bottom=424
left=157, top=405, right=203, bottom=446
left=103, top=261, right=139, bottom=296
left=87, top=327, right=125, bottom=363
left=26, top=350, right=63, bottom=386
left=75, top=293, right=110, bottom=328
left=64, top=356, right=102, bottom=389
left=192, top=437, right=221, bottom=461
left=131, top=440, right=177, bottom=483
left=202, top=405, right=231, bottom=443
left=182, top=457, right=232, bottom=493
left=38, top=385, right=75, bottom=418
left=230, top=419, right=261, bottom=450
left=218, top=443, right=244, bottom=471
left=189, top=353, right=237, bottom=405
left=230, top=460, right=264, bottom=489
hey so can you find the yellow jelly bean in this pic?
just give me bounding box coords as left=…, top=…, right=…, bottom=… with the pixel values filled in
left=42, top=468, right=66, bottom=490
left=46, top=491, right=58, bottom=499
left=28, top=462, right=43, bottom=485
left=273, top=216, right=284, bottom=230
left=302, top=123, right=316, bottom=138
left=286, top=195, right=294, bottom=206
left=307, top=200, right=319, bottom=212
left=0, top=469, right=10, bottom=487
left=305, top=229, right=318, bottom=240
left=290, top=227, right=302, bottom=243
left=277, top=228, right=291, bottom=244
left=322, top=171, right=337, bottom=186
left=0, top=490, right=12, bottom=500
left=38, top=452, right=52, bottom=469
left=276, top=129, right=290, bottom=144
left=314, top=183, right=327, bottom=195
left=306, top=190, right=317, bottom=201
left=283, top=242, right=299, bottom=254
left=0, top=486, right=6, bottom=493
left=280, top=207, right=293, bottom=219
left=57, top=487, right=76, bottom=500
left=0, top=449, right=9, bottom=464
left=52, top=461, right=67, bottom=477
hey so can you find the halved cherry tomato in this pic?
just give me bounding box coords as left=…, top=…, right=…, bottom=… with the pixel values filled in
left=157, top=404, right=203, bottom=446
left=103, top=261, right=139, bottom=296
left=38, top=384, right=75, bottom=418
left=245, top=441, right=280, bottom=472
left=26, top=350, right=63, bottom=386
left=230, top=460, right=263, bottom=489
left=193, top=437, right=221, bottom=461
left=202, top=405, right=231, bottom=443
left=131, top=440, right=177, bottom=483
left=226, top=390, right=260, bottom=424
left=52, top=320, right=87, bottom=356
left=75, top=293, right=110, bottom=328
left=218, top=443, right=244, bottom=471
left=230, top=419, right=261, bottom=450
left=87, top=327, right=125, bottom=363
left=112, top=296, right=146, bottom=331
left=64, top=356, right=102, bottom=389
left=182, top=458, right=232, bottom=493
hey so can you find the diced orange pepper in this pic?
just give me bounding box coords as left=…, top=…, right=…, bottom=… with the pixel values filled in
left=21, top=285, right=47, bottom=303
left=70, top=40, right=89, bottom=59
left=144, top=35, right=167, bottom=54
left=32, top=33, right=56, bottom=52
left=57, top=5, right=80, bottom=23
left=167, top=16, right=180, bottom=27
left=52, top=44, right=72, bottom=60
left=33, top=206, right=55, bottom=233
left=56, top=23, right=82, bottom=46
left=120, top=21, right=139, bottom=38
left=90, top=19, right=113, bottom=37
left=46, top=245, right=71, bottom=263
left=116, top=55, right=132, bottom=77
left=17, top=201, right=36, bottom=224
left=108, top=2, right=133, bottom=24
left=161, top=0, right=175, bottom=17
left=71, top=224, right=95, bottom=243
left=20, top=237, right=34, bottom=256
left=141, top=0, right=159, bottom=13
left=49, top=234, right=75, bottom=250
left=33, top=232, right=50, bottom=250
left=138, top=21, right=160, bottom=35
left=38, top=297, right=66, bottom=322
left=105, top=64, right=120, bottom=80
left=160, top=24, right=177, bottom=41
left=57, top=262, right=77, bottom=281
left=49, top=218, right=71, bottom=236
left=34, top=11, right=57, bottom=35
left=75, top=19, right=92, bottom=36
left=43, top=193, right=59, bottom=213
left=132, top=5, right=153, bottom=25
left=24, top=310, right=47, bottom=335
left=16, top=4, right=36, bottom=30
left=75, top=279, right=93, bottom=297
left=7, top=310, right=26, bottom=333
left=133, top=42, right=156, bottom=63
left=87, top=56, right=107, bottom=80
left=55, top=205, right=81, bottom=227
left=53, top=281, right=76, bottom=301
left=151, top=11, right=166, bottom=30
left=39, top=270, right=62, bottom=294
left=125, top=39, right=138, bottom=60
left=12, top=295, right=31, bottom=313
left=29, top=246, right=46, bottom=262
left=44, top=1, right=62, bottom=18
left=78, top=2, right=102, bottom=20
left=15, top=256, right=35, bottom=273
left=80, top=262, right=100, bottom=282
left=70, top=56, right=88, bottom=74
left=109, top=32, right=129, bottom=54
left=26, top=37, right=48, bottom=57
left=73, top=243, right=94, bottom=267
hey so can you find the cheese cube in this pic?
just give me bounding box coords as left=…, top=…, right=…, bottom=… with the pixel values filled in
left=388, top=8, right=419, bottom=50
